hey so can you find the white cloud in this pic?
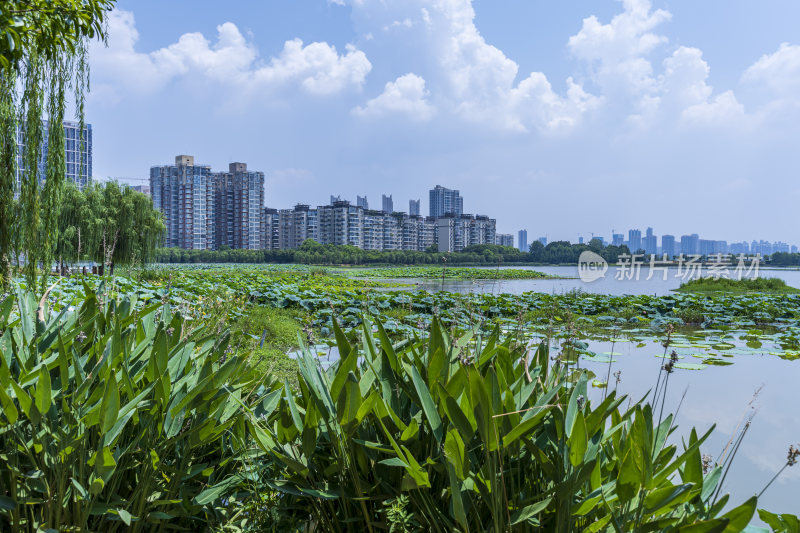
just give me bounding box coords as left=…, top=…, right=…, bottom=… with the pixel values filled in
left=254, top=39, right=372, bottom=95
left=743, top=42, right=800, bottom=95
left=91, top=10, right=371, bottom=101
left=568, top=0, right=671, bottom=99
left=349, top=0, right=597, bottom=133
left=353, top=73, right=434, bottom=120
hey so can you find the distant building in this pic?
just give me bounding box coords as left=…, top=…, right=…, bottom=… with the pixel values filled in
left=16, top=120, right=92, bottom=191
left=382, top=194, right=393, bottom=213
left=628, top=229, right=642, bottom=252
left=215, top=162, right=264, bottom=250
left=612, top=233, right=624, bottom=246
left=496, top=234, right=513, bottom=247
left=357, top=195, right=369, bottom=209
left=578, top=236, right=584, bottom=245
left=436, top=213, right=496, bottom=252
left=409, top=199, right=420, bottom=216
left=680, top=234, right=700, bottom=255
left=643, top=227, right=657, bottom=255
left=518, top=229, right=528, bottom=252
left=150, top=155, right=264, bottom=250
left=538, top=236, right=547, bottom=246
left=131, top=184, right=150, bottom=197
left=429, top=185, right=463, bottom=218
left=330, top=195, right=343, bottom=204
left=730, top=241, right=749, bottom=255
left=661, top=235, right=675, bottom=257
left=151, top=155, right=217, bottom=250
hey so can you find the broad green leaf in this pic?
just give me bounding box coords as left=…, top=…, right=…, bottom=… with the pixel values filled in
left=409, top=363, right=443, bottom=444
left=569, top=411, right=588, bottom=467
left=721, top=496, right=757, bottom=533
left=100, top=373, right=120, bottom=435
left=444, top=428, right=467, bottom=479
left=510, top=497, right=551, bottom=525
left=34, top=365, right=51, bottom=415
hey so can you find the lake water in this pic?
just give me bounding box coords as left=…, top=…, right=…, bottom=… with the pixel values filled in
left=580, top=335, right=800, bottom=519
left=392, top=265, right=800, bottom=296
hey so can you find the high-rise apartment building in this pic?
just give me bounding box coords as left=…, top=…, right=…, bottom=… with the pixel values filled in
left=538, top=237, right=548, bottom=246
left=643, top=227, right=657, bottom=255
left=151, top=155, right=264, bottom=250
left=409, top=199, right=420, bottom=216
left=357, top=195, right=369, bottom=209
left=261, top=208, right=279, bottom=250
left=435, top=213, right=496, bottom=252
left=679, top=234, right=700, bottom=255
left=612, top=233, right=624, bottom=246
left=496, top=234, right=514, bottom=247
left=518, top=229, right=528, bottom=252
left=661, top=235, right=675, bottom=257
left=215, top=162, right=264, bottom=250
left=382, top=194, right=393, bottom=213
left=628, top=229, right=642, bottom=252
left=151, top=155, right=216, bottom=250
left=429, top=185, right=463, bottom=218
left=16, top=120, right=92, bottom=191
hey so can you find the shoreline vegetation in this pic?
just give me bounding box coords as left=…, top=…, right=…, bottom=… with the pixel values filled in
left=676, top=277, right=800, bottom=294
left=343, top=266, right=566, bottom=280
left=152, top=241, right=800, bottom=268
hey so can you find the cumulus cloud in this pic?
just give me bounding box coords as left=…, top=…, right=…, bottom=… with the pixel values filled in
left=660, top=47, right=744, bottom=125
left=743, top=43, right=800, bottom=95
left=568, top=0, right=671, bottom=99
left=348, top=0, right=597, bottom=133
left=91, top=10, right=371, bottom=101
left=353, top=73, right=434, bottom=120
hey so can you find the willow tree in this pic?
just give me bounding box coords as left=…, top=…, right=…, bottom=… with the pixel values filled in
left=56, top=181, right=165, bottom=268
left=0, top=0, right=115, bottom=290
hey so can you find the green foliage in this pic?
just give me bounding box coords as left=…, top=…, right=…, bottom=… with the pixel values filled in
left=677, top=277, right=800, bottom=294
left=0, top=0, right=113, bottom=70
left=233, top=306, right=303, bottom=389
left=154, top=241, right=630, bottom=266
left=0, top=284, right=261, bottom=531
left=0, top=0, right=115, bottom=290
left=56, top=181, right=165, bottom=267
left=247, top=317, right=761, bottom=530
left=348, top=266, right=557, bottom=280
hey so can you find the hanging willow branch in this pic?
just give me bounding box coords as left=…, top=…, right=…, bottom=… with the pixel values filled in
left=0, top=0, right=115, bottom=292
left=0, top=70, right=16, bottom=290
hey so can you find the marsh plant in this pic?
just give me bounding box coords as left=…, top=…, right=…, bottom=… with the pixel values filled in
left=240, top=317, right=778, bottom=531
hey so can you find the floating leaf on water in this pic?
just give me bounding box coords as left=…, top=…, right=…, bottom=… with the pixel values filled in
left=582, top=355, right=616, bottom=363
left=673, top=363, right=707, bottom=370
left=712, top=343, right=736, bottom=350
left=702, top=358, right=734, bottom=366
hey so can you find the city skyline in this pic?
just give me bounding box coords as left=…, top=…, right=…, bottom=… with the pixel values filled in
left=87, top=1, right=800, bottom=244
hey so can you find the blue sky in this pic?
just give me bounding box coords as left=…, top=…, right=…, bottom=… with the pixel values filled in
left=88, top=0, right=800, bottom=243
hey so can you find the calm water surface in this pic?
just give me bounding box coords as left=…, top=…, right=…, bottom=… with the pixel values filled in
left=389, top=266, right=800, bottom=296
